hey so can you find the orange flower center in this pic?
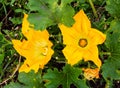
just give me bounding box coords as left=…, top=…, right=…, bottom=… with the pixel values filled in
left=79, top=38, right=88, bottom=48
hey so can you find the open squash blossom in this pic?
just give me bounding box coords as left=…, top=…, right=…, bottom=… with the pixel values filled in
left=59, top=10, right=106, bottom=68
left=12, top=14, right=54, bottom=73
left=82, top=68, right=100, bottom=80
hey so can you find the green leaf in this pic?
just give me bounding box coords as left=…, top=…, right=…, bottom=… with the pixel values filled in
left=4, top=82, right=24, bottom=88
left=61, top=0, right=73, bottom=5
left=102, top=20, right=120, bottom=80
left=18, top=70, right=44, bottom=88
left=28, top=13, right=54, bottom=30
left=43, top=0, right=58, bottom=8
left=9, top=17, right=22, bottom=25
left=10, top=0, right=15, bottom=5
left=28, top=0, right=43, bottom=11
left=28, top=0, right=50, bottom=15
left=60, top=5, right=75, bottom=27
left=43, top=64, right=88, bottom=88
left=27, top=0, right=75, bottom=30
left=106, top=0, right=120, bottom=18
left=27, top=0, right=54, bottom=30
left=4, top=70, right=45, bottom=88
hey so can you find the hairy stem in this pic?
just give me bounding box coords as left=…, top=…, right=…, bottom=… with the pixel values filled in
left=88, top=0, right=98, bottom=18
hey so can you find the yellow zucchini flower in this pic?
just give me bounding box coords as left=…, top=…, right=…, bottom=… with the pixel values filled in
left=83, top=68, right=100, bottom=80
left=59, top=10, right=106, bottom=68
left=12, top=14, right=54, bottom=73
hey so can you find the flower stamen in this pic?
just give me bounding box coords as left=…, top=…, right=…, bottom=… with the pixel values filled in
left=42, top=47, right=48, bottom=56
left=79, top=38, right=88, bottom=48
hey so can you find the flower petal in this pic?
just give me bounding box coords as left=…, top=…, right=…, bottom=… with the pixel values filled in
left=83, top=68, right=100, bottom=80
left=22, top=14, right=34, bottom=39
left=19, top=60, right=40, bottom=73
left=89, top=28, right=106, bottom=45
left=63, top=46, right=83, bottom=65
left=19, top=45, right=54, bottom=73
left=83, top=46, right=102, bottom=68
left=12, top=39, right=30, bottom=56
left=58, top=24, right=79, bottom=45
left=33, top=30, right=49, bottom=41
left=73, top=10, right=91, bottom=35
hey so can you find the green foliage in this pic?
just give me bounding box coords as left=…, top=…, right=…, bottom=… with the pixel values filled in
left=4, top=82, right=24, bottom=88
left=4, top=70, right=45, bottom=88
left=0, top=32, right=15, bottom=84
left=43, top=64, right=88, bottom=88
left=0, top=33, right=5, bottom=64
left=1, top=0, right=120, bottom=88
left=102, top=20, right=120, bottom=80
left=9, top=17, right=22, bottom=25
left=27, top=0, right=75, bottom=30
left=106, top=0, right=120, bottom=18
left=0, top=32, right=8, bottom=65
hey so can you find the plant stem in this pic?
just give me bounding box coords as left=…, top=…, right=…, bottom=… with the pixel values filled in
left=100, top=52, right=111, bottom=56
left=88, top=0, right=98, bottom=18
left=105, top=79, right=113, bottom=88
